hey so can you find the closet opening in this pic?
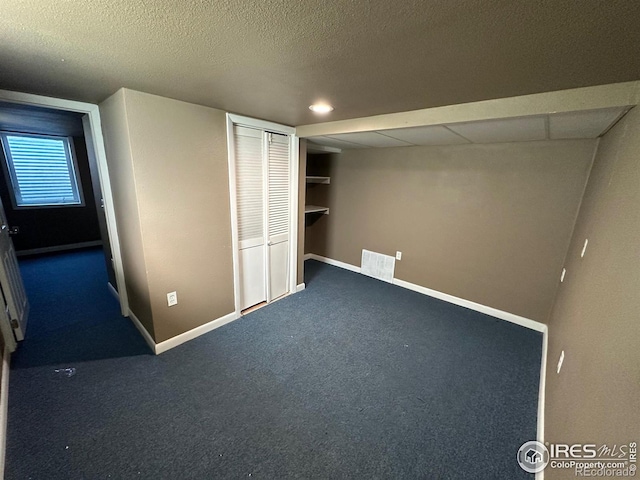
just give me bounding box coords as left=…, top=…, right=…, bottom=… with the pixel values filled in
left=226, top=114, right=299, bottom=316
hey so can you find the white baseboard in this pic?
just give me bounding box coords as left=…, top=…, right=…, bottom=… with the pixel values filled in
left=296, top=283, right=306, bottom=292
left=536, top=328, right=548, bottom=480
left=0, top=345, right=11, bottom=479
left=305, top=254, right=546, bottom=333
left=393, top=278, right=546, bottom=333
left=155, top=312, right=238, bottom=355
left=306, top=253, right=361, bottom=274
left=107, top=282, right=119, bottom=300
left=127, top=310, right=157, bottom=353
left=16, top=240, right=103, bottom=257
left=128, top=309, right=240, bottom=355
left=303, top=253, right=313, bottom=261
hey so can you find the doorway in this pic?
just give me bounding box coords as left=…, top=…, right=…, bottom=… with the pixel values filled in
left=0, top=89, right=128, bottom=351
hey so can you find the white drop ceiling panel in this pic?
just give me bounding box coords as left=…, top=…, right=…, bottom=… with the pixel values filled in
left=308, top=136, right=368, bottom=149
left=305, top=107, right=633, bottom=150
left=446, top=116, right=547, bottom=144
left=381, top=125, right=470, bottom=145
left=327, top=132, right=413, bottom=148
left=549, top=107, right=625, bottom=139
left=307, top=142, right=341, bottom=154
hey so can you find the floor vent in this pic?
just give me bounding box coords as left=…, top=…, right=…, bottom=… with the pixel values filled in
left=361, top=249, right=395, bottom=283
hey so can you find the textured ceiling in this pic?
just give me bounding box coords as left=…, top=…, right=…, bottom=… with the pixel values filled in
left=1, top=1, right=639, bottom=126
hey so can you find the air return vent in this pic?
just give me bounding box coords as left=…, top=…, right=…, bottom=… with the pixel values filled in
left=361, top=249, right=395, bottom=283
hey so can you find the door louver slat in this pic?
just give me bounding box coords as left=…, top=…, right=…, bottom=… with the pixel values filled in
left=267, top=136, right=289, bottom=239
left=234, top=128, right=264, bottom=243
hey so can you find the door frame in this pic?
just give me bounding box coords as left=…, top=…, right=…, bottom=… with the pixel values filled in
left=226, top=113, right=299, bottom=315
left=0, top=89, right=129, bottom=316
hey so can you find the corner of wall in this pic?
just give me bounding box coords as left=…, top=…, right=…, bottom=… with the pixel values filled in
left=120, top=91, right=234, bottom=344
left=297, top=139, right=307, bottom=285
left=99, top=90, right=155, bottom=339
left=542, top=138, right=601, bottom=325
left=542, top=106, right=640, bottom=462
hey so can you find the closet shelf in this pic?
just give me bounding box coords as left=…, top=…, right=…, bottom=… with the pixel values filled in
left=305, top=205, right=329, bottom=215
left=306, top=176, right=330, bottom=184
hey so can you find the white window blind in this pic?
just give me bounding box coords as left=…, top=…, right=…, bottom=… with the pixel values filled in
left=267, top=133, right=290, bottom=238
left=234, top=126, right=264, bottom=242
left=0, top=133, right=82, bottom=207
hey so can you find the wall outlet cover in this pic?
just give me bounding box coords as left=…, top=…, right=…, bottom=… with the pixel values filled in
left=167, top=291, right=178, bottom=307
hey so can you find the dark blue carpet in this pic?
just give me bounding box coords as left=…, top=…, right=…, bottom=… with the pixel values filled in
left=7, top=258, right=540, bottom=479
left=11, top=248, right=151, bottom=369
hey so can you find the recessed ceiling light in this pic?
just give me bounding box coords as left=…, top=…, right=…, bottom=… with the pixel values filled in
left=309, top=103, right=334, bottom=114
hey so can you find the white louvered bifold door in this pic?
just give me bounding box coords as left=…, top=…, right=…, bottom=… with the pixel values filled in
left=234, top=126, right=266, bottom=310
left=266, top=132, right=290, bottom=301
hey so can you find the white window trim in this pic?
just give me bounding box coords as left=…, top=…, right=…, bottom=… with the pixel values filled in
left=0, top=132, right=86, bottom=209
left=226, top=113, right=299, bottom=315
left=0, top=89, right=129, bottom=317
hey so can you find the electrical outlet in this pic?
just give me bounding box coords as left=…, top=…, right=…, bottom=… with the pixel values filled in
left=167, top=291, right=178, bottom=307
left=557, top=350, right=565, bottom=374
left=396, top=251, right=402, bottom=261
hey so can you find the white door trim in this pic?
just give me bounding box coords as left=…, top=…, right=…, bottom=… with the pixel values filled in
left=228, top=113, right=296, bottom=135
left=225, top=114, right=242, bottom=315
left=226, top=114, right=299, bottom=316
left=0, top=344, right=10, bottom=478
left=289, top=135, right=300, bottom=294
left=263, top=131, right=271, bottom=303
left=0, top=89, right=129, bottom=316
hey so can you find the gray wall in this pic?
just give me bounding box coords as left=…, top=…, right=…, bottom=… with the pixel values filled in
left=305, top=140, right=597, bottom=322
left=544, top=108, right=640, bottom=466
left=100, top=88, right=235, bottom=343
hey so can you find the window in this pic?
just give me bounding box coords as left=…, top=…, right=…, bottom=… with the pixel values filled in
left=0, top=133, right=83, bottom=208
